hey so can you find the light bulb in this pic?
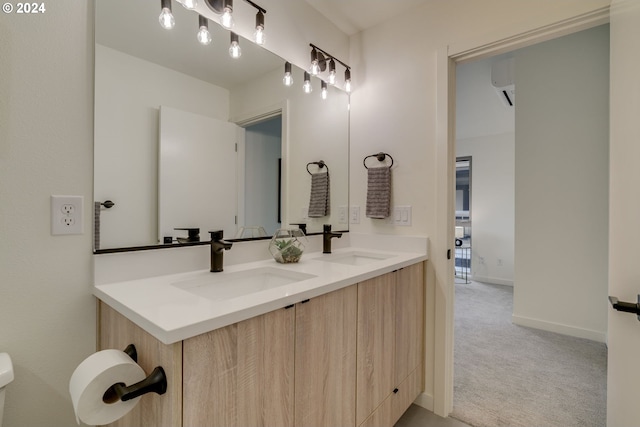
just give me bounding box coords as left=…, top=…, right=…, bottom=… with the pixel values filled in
left=283, top=62, right=293, bottom=86
left=178, top=0, right=197, bottom=10
left=254, top=11, right=265, bottom=46
left=321, top=81, right=328, bottom=100
left=328, top=70, right=336, bottom=85
left=328, top=58, right=336, bottom=85
left=310, top=60, right=320, bottom=76
left=197, top=26, right=212, bottom=45
left=221, top=7, right=234, bottom=29
left=254, top=26, right=265, bottom=45
left=229, top=33, right=241, bottom=58
left=344, top=68, right=352, bottom=93
left=159, top=7, right=175, bottom=30
left=303, top=72, right=312, bottom=94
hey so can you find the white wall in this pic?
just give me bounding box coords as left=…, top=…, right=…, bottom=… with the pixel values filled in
left=513, top=25, right=609, bottom=342
left=457, top=133, right=515, bottom=285
left=0, top=2, right=95, bottom=426
left=95, top=45, right=229, bottom=248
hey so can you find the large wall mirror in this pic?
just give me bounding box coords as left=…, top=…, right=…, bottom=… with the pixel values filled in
left=94, top=0, right=350, bottom=251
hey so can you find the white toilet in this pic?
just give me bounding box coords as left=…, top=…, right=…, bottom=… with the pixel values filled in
left=0, top=353, right=14, bottom=427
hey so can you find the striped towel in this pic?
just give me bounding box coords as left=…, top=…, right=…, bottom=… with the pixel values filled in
left=366, top=167, right=391, bottom=219
left=308, top=172, right=330, bottom=217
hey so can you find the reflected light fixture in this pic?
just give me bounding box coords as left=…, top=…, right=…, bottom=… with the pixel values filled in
left=328, top=58, right=336, bottom=85
left=321, top=80, right=328, bottom=100
left=229, top=32, right=241, bottom=58
left=254, top=9, right=265, bottom=45
left=177, top=0, right=198, bottom=10
left=303, top=72, right=312, bottom=94
left=309, top=44, right=351, bottom=93
left=159, top=0, right=175, bottom=30
left=283, top=62, right=293, bottom=86
left=220, top=0, right=234, bottom=29
left=197, top=15, right=212, bottom=45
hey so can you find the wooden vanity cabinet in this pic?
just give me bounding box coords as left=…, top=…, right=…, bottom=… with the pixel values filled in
left=97, top=261, right=424, bottom=427
left=182, top=284, right=357, bottom=427
left=356, top=263, right=425, bottom=427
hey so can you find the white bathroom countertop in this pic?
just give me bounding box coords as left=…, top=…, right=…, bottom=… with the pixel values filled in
left=94, top=241, right=428, bottom=345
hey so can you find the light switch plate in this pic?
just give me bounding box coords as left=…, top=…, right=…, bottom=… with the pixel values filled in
left=51, top=195, right=83, bottom=235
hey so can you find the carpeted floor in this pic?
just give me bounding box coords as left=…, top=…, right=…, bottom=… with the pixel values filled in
left=451, top=281, right=607, bottom=427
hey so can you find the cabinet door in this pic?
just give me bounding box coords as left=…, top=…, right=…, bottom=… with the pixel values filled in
left=356, top=272, right=396, bottom=426
left=395, top=263, right=424, bottom=385
left=295, top=285, right=357, bottom=427
left=183, top=307, right=295, bottom=427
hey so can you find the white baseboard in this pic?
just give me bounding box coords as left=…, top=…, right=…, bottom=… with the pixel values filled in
left=512, top=314, right=606, bottom=343
left=470, top=275, right=514, bottom=286
left=413, top=392, right=433, bottom=411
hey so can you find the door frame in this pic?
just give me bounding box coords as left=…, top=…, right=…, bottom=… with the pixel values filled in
left=432, top=6, right=610, bottom=417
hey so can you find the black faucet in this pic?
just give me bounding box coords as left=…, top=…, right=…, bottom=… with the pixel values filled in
left=209, top=230, right=232, bottom=272
left=323, top=224, right=342, bottom=254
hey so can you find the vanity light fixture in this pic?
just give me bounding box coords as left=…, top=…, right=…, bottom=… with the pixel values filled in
left=283, top=62, right=294, bottom=86
left=229, top=32, right=241, bottom=58
left=177, top=0, right=198, bottom=10
left=197, top=15, right=212, bottom=45
left=159, top=0, right=175, bottom=30
left=220, top=0, right=234, bottom=29
left=303, top=72, right=313, bottom=94
left=321, top=80, right=328, bottom=100
left=309, top=44, right=352, bottom=92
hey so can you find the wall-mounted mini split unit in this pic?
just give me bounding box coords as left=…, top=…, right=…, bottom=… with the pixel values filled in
left=491, top=57, right=515, bottom=107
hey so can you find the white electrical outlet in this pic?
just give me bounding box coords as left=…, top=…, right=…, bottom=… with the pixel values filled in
left=51, top=195, right=83, bottom=235
left=350, top=206, right=360, bottom=224
left=338, top=206, right=348, bottom=224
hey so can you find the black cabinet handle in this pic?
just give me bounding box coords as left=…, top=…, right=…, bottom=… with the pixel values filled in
left=609, top=295, right=640, bottom=321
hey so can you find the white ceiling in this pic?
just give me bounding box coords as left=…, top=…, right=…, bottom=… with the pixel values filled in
left=303, top=0, right=430, bottom=36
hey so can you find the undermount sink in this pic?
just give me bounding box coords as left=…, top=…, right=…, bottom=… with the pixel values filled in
left=315, top=251, right=394, bottom=266
left=172, top=267, right=316, bottom=301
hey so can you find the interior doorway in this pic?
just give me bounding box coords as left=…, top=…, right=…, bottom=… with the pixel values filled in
left=449, top=24, right=609, bottom=427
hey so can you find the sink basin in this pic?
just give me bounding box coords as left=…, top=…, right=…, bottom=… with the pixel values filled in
left=315, top=251, right=394, bottom=266
left=172, top=267, right=316, bottom=301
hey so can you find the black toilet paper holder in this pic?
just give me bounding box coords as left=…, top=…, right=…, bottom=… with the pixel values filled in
left=102, top=344, right=168, bottom=404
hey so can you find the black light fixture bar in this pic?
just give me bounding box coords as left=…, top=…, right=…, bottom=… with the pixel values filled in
left=243, top=0, right=266, bottom=14
left=309, top=43, right=350, bottom=72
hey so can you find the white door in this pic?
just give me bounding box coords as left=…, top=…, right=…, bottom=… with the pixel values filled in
left=159, top=106, right=238, bottom=242
left=607, top=1, right=640, bottom=424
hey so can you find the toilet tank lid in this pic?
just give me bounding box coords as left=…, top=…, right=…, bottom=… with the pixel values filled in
left=0, top=353, right=14, bottom=388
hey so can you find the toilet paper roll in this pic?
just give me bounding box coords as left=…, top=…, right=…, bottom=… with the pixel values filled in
left=69, top=349, right=147, bottom=425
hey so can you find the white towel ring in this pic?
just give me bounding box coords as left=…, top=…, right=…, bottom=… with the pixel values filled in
left=363, top=152, right=394, bottom=169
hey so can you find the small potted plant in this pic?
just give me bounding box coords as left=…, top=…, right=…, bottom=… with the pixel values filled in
left=269, top=228, right=307, bottom=263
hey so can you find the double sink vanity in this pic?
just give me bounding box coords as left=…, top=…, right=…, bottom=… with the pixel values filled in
left=94, top=234, right=428, bottom=427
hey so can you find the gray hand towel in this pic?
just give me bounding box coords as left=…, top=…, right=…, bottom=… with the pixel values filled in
left=366, top=166, right=391, bottom=219
left=308, top=172, right=330, bottom=217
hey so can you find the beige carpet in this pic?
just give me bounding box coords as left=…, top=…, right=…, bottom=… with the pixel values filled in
left=451, top=281, right=607, bottom=427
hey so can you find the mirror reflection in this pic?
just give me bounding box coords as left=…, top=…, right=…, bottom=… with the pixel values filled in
left=94, top=0, right=350, bottom=251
